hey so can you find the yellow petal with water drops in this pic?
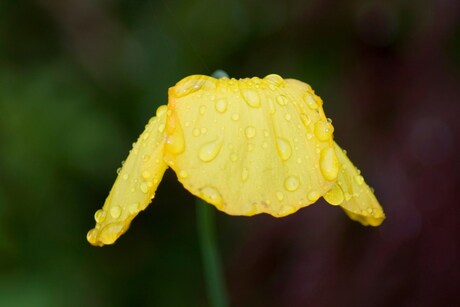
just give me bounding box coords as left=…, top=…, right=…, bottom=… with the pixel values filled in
left=87, top=105, right=169, bottom=246
left=324, top=142, right=385, bottom=226
left=164, top=74, right=336, bottom=217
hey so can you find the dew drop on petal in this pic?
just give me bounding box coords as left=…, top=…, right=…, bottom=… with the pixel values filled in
left=140, top=182, right=149, bottom=193
left=264, top=74, right=284, bottom=86
left=354, top=175, right=364, bottom=185
left=231, top=113, right=240, bottom=121
left=242, top=89, right=261, bottom=108
left=245, top=126, right=256, bottom=139
left=200, top=186, right=223, bottom=205
left=305, top=93, right=318, bottom=109
left=276, top=191, right=284, bottom=201
left=142, top=171, right=151, bottom=180
left=284, top=175, right=300, bottom=192
left=179, top=170, right=189, bottom=179
left=320, top=147, right=339, bottom=181
left=324, top=183, right=344, bottom=206
left=110, top=206, right=122, bottom=219
left=314, top=121, right=334, bottom=141
left=94, top=209, right=106, bottom=223
left=276, top=137, right=292, bottom=161
left=199, top=138, right=223, bottom=162
left=128, top=203, right=139, bottom=214
left=215, top=98, right=228, bottom=113
left=276, top=95, right=288, bottom=106
left=307, top=190, right=320, bottom=202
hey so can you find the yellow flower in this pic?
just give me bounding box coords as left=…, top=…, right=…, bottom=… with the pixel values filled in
left=87, top=74, right=385, bottom=246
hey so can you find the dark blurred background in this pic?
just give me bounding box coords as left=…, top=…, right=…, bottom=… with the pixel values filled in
left=0, top=0, right=459, bottom=306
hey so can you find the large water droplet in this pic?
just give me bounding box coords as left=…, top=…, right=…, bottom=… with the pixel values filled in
left=128, top=203, right=139, bottom=214
left=110, top=206, right=122, bottom=219
left=307, top=190, right=320, bottom=202
left=173, top=76, right=215, bottom=97
left=276, top=95, right=288, bottom=106
left=264, top=74, right=284, bottom=86
left=320, top=147, right=339, bottom=181
left=323, top=183, right=344, bottom=206
left=276, top=137, right=292, bottom=161
left=354, top=175, right=364, bottom=185
left=156, top=105, right=167, bottom=117
left=140, top=182, right=149, bottom=193
left=215, top=98, right=228, bottom=113
left=94, top=209, right=106, bottom=223
left=245, top=126, right=256, bottom=139
left=284, top=175, right=300, bottom=192
left=314, top=121, right=334, bottom=141
left=142, top=171, right=151, bottom=180
left=199, top=138, right=223, bottom=162
left=305, top=93, right=318, bottom=109
left=200, top=186, right=223, bottom=205
left=242, top=89, right=261, bottom=108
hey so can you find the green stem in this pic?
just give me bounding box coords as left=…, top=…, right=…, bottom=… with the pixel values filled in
left=196, top=199, right=229, bottom=307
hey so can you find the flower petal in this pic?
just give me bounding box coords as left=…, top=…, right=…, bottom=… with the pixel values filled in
left=324, top=142, right=385, bottom=226
left=163, top=75, right=337, bottom=216
left=87, top=105, right=169, bottom=246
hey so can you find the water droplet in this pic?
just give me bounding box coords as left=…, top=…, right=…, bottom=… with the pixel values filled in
left=276, top=191, right=284, bottom=201
left=320, top=147, right=339, bottom=181
left=199, top=105, right=207, bottom=115
left=242, top=89, right=260, bottom=108
left=230, top=153, right=238, bottom=162
left=199, top=138, right=223, bottom=162
left=276, top=95, right=287, bottom=106
left=156, top=105, right=167, bottom=117
left=307, top=190, right=320, bottom=202
left=305, top=93, right=318, bottom=109
left=193, top=128, right=200, bottom=137
left=179, top=170, right=189, bottom=178
left=247, top=143, right=255, bottom=152
left=314, top=121, right=334, bottom=141
left=215, top=98, right=228, bottom=113
left=94, top=209, right=106, bottom=223
left=307, top=133, right=313, bottom=140
left=284, top=113, right=292, bottom=121
left=200, top=186, right=223, bottom=205
left=173, top=76, right=215, bottom=97
left=128, top=203, right=139, bottom=214
left=110, top=206, right=122, bottom=219
left=142, top=171, right=151, bottom=180
left=122, top=174, right=129, bottom=180
left=323, top=184, right=344, bottom=206
left=284, top=175, right=300, bottom=192
left=245, top=126, right=256, bottom=139
left=241, top=167, right=249, bottom=182
left=299, top=109, right=311, bottom=122
left=116, top=167, right=121, bottom=174
left=140, top=182, right=149, bottom=193
left=143, top=154, right=150, bottom=162
left=264, top=74, right=284, bottom=86
left=344, top=192, right=352, bottom=201
left=165, top=112, right=185, bottom=154
left=201, top=127, right=208, bottom=134
left=99, top=222, right=125, bottom=245
left=158, top=123, right=165, bottom=133
left=276, top=137, right=292, bottom=161
left=354, top=175, right=364, bottom=185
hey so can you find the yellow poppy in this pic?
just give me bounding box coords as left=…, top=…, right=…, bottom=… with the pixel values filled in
left=87, top=74, right=385, bottom=246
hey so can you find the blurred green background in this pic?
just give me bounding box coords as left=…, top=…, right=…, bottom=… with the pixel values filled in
left=1, top=0, right=459, bottom=306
